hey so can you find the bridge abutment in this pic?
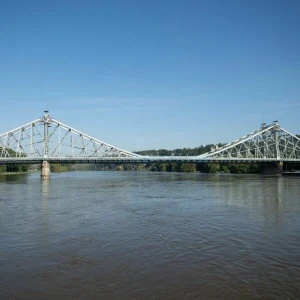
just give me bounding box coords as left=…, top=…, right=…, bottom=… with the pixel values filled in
left=41, top=161, right=51, bottom=179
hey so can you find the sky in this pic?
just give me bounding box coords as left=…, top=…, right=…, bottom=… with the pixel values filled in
left=1, top=0, right=299, bottom=151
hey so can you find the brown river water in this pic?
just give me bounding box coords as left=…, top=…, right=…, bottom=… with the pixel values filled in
left=0, top=171, right=300, bottom=299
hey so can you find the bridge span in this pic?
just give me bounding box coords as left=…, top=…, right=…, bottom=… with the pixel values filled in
left=0, top=157, right=299, bottom=165
left=0, top=111, right=299, bottom=177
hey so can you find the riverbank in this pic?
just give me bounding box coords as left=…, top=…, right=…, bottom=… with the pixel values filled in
left=0, top=170, right=39, bottom=176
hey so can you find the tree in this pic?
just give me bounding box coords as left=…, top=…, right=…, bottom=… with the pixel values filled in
left=166, top=163, right=177, bottom=172
left=198, top=163, right=220, bottom=173
left=123, top=163, right=134, bottom=171
left=220, top=165, right=230, bottom=173
left=180, top=163, right=196, bottom=172
left=50, top=164, right=69, bottom=172
left=150, top=163, right=166, bottom=172
left=136, top=164, right=145, bottom=171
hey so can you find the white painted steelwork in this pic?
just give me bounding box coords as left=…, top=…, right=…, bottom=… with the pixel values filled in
left=0, top=111, right=141, bottom=160
left=198, top=122, right=300, bottom=160
left=0, top=113, right=299, bottom=163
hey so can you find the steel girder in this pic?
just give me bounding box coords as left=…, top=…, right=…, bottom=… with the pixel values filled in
left=0, top=112, right=141, bottom=159
left=0, top=114, right=299, bottom=163
left=198, top=123, right=300, bottom=160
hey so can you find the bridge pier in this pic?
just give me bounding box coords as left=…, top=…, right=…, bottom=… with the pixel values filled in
left=260, top=161, right=283, bottom=174
left=41, top=161, right=51, bottom=179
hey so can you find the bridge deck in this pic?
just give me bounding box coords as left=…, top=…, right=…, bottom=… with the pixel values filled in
left=0, top=157, right=298, bottom=164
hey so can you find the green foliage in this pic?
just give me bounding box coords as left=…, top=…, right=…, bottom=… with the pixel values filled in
left=227, top=164, right=249, bottom=174
left=225, top=163, right=260, bottom=174
left=197, top=163, right=260, bottom=174
left=136, top=164, right=145, bottom=171
left=248, top=164, right=261, bottom=173
left=0, top=147, right=29, bottom=173
left=208, top=163, right=220, bottom=173
left=180, top=163, right=196, bottom=172
left=5, top=165, right=15, bottom=172
left=21, top=165, right=29, bottom=172
left=150, top=163, right=166, bottom=172
left=50, top=164, right=69, bottom=173
left=220, top=165, right=230, bottom=173
left=0, top=165, right=6, bottom=173
left=123, top=163, right=134, bottom=171
left=135, top=144, right=222, bottom=157
left=1, top=164, right=29, bottom=173
left=0, top=164, right=28, bottom=173
left=198, top=163, right=219, bottom=173
left=166, top=163, right=178, bottom=172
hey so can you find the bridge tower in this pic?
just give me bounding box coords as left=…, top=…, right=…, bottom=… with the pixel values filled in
left=274, top=120, right=283, bottom=173
left=41, top=110, right=51, bottom=179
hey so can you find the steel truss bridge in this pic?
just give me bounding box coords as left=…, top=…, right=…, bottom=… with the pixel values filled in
left=0, top=111, right=300, bottom=165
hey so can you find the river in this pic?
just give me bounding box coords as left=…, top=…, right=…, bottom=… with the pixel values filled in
left=0, top=171, right=300, bottom=299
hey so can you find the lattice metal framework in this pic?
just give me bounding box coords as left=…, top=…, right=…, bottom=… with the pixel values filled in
left=199, top=122, right=300, bottom=160
left=0, top=111, right=141, bottom=159
left=0, top=113, right=299, bottom=163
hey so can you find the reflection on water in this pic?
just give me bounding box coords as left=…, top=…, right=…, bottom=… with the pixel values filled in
left=0, top=172, right=300, bottom=299
left=41, top=179, right=49, bottom=247
left=0, top=173, right=29, bottom=184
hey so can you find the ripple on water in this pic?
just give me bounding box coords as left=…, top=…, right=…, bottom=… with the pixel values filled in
left=1, top=172, right=300, bottom=299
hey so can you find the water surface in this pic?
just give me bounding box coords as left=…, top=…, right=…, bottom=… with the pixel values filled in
left=0, top=172, right=300, bottom=299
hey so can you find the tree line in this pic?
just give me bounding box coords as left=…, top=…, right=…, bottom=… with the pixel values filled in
left=91, top=161, right=261, bottom=174
left=0, top=147, right=29, bottom=173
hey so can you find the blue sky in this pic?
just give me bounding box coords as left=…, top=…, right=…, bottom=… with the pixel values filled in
left=1, top=0, right=299, bottom=151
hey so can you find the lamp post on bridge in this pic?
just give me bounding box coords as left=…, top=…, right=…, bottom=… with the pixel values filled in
left=41, top=110, right=51, bottom=179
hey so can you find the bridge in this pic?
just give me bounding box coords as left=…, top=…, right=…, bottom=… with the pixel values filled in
left=0, top=111, right=299, bottom=177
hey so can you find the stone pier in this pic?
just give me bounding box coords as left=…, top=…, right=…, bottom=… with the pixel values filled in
left=41, top=161, right=51, bottom=179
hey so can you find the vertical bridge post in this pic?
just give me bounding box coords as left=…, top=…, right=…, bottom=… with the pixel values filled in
left=274, top=120, right=283, bottom=173
left=41, top=110, right=51, bottom=178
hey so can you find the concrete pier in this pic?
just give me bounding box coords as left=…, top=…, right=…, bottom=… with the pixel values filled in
left=41, top=161, right=51, bottom=179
